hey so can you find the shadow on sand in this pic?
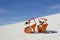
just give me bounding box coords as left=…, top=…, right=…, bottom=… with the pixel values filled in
left=45, top=30, right=57, bottom=34
left=30, top=30, right=57, bottom=34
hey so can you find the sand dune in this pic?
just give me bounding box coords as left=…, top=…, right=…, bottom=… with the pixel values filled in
left=0, top=13, right=60, bottom=40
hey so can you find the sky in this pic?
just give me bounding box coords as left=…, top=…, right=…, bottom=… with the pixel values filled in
left=0, top=0, right=60, bottom=26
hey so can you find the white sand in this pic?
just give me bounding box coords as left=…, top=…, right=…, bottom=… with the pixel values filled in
left=0, top=13, right=60, bottom=40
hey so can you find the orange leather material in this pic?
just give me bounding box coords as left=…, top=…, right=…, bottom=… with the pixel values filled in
left=24, top=27, right=30, bottom=33
left=38, top=27, right=42, bottom=32
left=42, top=23, right=48, bottom=30
left=31, top=24, right=36, bottom=32
left=24, top=24, right=36, bottom=33
left=42, top=23, right=48, bottom=32
left=38, top=23, right=48, bottom=32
